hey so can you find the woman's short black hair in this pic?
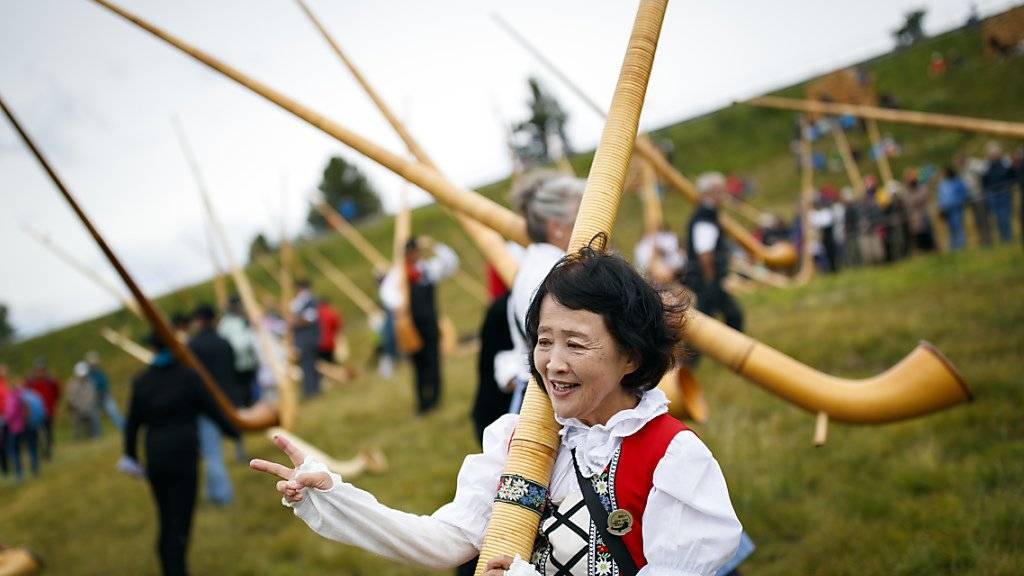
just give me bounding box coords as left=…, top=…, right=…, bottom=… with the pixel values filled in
left=524, top=240, right=688, bottom=396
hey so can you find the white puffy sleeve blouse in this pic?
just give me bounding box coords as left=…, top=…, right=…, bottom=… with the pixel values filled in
left=285, top=389, right=741, bottom=575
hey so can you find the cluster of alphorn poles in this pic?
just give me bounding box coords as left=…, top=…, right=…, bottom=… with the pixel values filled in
left=2, top=0, right=987, bottom=569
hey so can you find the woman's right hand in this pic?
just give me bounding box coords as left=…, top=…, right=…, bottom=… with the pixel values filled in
left=250, top=434, right=333, bottom=503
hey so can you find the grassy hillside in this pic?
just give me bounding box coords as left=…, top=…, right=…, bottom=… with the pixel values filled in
left=1, top=20, right=1022, bottom=576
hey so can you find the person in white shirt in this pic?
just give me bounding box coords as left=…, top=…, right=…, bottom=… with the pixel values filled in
left=251, top=247, right=741, bottom=576
left=681, top=173, right=744, bottom=368
left=633, top=225, right=686, bottom=285
left=494, top=170, right=585, bottom=415
left=379, top=237, right=459, bottom=414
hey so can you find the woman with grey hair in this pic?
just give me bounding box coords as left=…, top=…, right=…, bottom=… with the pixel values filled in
left=494, top=170, right=586, bottom=413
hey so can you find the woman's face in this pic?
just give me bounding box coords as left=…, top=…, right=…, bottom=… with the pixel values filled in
left=533, top=295, right=639, bottom=426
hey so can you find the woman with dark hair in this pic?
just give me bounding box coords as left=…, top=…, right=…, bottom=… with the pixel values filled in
left=252, top=246, right=742, bottom=576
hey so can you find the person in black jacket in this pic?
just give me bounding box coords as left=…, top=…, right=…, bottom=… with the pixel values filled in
left=121, top=334, right=238, bottom=576
left=188, top=304, right=240, bottom=504
left=681, top=172, right=744, bottom=366
left=470, top=293, right=515, bottom=445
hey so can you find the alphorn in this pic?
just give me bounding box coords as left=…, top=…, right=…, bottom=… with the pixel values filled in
left=100, top=325, right=383, bottom=477
left=830, top=118, right=865, bottom=193
left=744, top=95, right=1024, bottom=139
left=173, top=116, right=299, bottom=429
left=477, top=1, right=668, bottom=566
left=0, top=94, right=275, bottom=431
left=22, top=224, right=142, bottom=317
left=492, top=13, right=798, bottom=269
left=390, top=187, right=423, bottom=354
left=101, top=327, right=154, bottom=364
left=201, top=219, right=229, bottom=311
left=294, top=0, right=517, bottom=291
left=303, top=244, right=383, bottom=320
left=312, top=200, right=487, bottom=303
left=865, top=118, right=896, bottom=185
left=312, top=201, right=389, bottom=274
left=86, top=0, right=971, bottom=426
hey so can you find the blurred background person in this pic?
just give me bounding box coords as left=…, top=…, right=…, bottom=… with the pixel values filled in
left=66, top=361, right=100, bottom=440
left=121, top=333, right=239, bottom=576
left=86, top=350, right=123, bottom=433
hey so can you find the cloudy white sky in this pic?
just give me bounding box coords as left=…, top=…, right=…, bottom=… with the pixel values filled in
left=0, top=0, right=1014, bottom=339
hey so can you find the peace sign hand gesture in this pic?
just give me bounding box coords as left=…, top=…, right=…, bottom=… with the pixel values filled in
left=250, top=434, right=333, bottom=503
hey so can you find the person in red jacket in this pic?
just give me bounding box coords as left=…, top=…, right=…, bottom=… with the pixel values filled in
left=25, top=359, right=60, bottom=462
left=317, top=297, right=343, bottom=363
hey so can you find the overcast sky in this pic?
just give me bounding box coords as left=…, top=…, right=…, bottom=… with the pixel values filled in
left=0, top=0, right=1014, bottom=339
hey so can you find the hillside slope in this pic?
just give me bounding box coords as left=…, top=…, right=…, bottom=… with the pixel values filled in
left=1, top=20, right=1022, bottom=576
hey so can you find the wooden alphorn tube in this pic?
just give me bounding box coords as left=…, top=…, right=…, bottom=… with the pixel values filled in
left=312, top=201, right=390, bottom=275
left=173, top=116, right=299, bottom=430
left=476, top=1, right=667, bottom=568
left=101, top=327, right=154, bottom=364
left=89, top=0, right=527, bottom=256
left=23, top=224, right=143, bottom=317
left=744, top=95, right=1024, bottom=139
left=294, top=0, right=518, bottom=287
left=303, top=245, right=383, bottom=320
left=0, top=94, right=276, bottom=431
left=493, top=13, right=798, bottom=269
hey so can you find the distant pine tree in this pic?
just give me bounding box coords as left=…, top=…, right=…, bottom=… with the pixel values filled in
left=0, top=303, right=13, bottom=348
left=894, top=10, right=928, bottom=49
left=307, top=155, right=382, bottom=231
left=248, top=232, right=275, bottom=265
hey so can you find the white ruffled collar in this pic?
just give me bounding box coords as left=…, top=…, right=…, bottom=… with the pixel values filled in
left=557, top=388, right=669, bottom=477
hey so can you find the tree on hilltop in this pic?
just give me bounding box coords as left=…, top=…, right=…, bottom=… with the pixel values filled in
left=511, top=76, right=572, bottom=168
left=0, top=303, right=14, bottom=348
left=894, top=9, right=928, bottom=49
left=306, top=155, right=381, bottom=231
left=248, top=232, right=275, bottom=265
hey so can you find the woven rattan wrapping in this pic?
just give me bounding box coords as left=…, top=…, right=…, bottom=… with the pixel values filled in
left=474, top=2, right=668, bottom=571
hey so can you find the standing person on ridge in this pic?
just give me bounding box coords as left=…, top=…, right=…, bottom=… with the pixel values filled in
left=494, top=170, right=584, bottom=415
left=290, top=279, right=322, bottom=398
left=681, top=173, right=744, bottom=367
left=937, top=165, right=970, bottom=251
left=981, top=141, right=1017, bottom=244
left=121, top=332, right=239, bottom=576
left=66, top=361, right=100, bottom=440
left=86, top=350, right=124, bottom=433
left=217, top=295, right=259, bottom=407
left=0, top=365, right=10, bottom=477
left=316, top=296, right=342, bottom=363
left=188, top=303, right=240, bottom=505
left=24, top=359, right=60, bottom=461
left=380, top=236, right=459, bottom=415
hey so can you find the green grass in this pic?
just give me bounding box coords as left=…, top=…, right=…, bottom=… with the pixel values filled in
left=2, top=21, right=1023, bottom=576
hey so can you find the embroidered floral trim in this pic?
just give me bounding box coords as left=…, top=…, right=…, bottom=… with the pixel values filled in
left=495, top=474, right=548, bottom=516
